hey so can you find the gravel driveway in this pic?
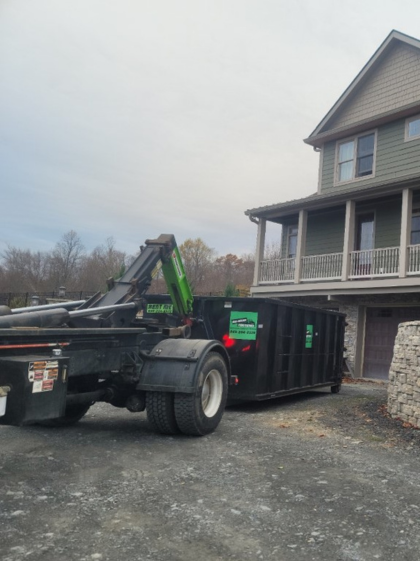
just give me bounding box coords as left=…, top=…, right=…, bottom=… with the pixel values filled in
left=1, top=381, right=420, bottom=561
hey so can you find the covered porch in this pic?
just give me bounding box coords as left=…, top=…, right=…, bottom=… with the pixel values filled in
left=248, top=184, right=420, bottom=290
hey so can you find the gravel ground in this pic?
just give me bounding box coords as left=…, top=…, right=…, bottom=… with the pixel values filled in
left=1, top=381, right=420, bottom=561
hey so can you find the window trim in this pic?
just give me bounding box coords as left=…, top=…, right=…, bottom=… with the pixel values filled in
left=334, top=130, right=377, bottom=186
left=405, top=115, right=420, bottom=142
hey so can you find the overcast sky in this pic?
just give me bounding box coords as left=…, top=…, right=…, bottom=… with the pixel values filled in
left=1, top=0, right=420, bottom=258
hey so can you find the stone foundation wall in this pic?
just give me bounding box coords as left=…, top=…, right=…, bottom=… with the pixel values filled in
left=388, top=321, right=420, bottom=427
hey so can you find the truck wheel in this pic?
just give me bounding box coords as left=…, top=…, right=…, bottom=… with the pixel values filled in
left=146, top=392, right=180, bottom=435
left=174, top=352, right=228, bottom=436
left=38, top=403, right=92, bottom=427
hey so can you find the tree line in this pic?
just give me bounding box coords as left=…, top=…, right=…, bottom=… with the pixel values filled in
left=0, top=231, right=256, bottom=297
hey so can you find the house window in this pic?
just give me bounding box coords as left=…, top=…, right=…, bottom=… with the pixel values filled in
left=411, top=212, right=420, bottom=245
left=406, top=116, right=420, bottom=141
left=354, top=213, right=375, bottom=275
left=337, top=132, right=376, bottom=183
left=356, top=213, right=375, bottom=252
left=287, top=225, right=298, bottom=258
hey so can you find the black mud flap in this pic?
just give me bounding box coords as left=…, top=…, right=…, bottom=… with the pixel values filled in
left=137, top=339, right=230, bottom=393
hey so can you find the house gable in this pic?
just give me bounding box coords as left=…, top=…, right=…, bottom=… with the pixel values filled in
left=328, top=42, right=420, bottom=131
left=307, top=31, right=420, bottom=146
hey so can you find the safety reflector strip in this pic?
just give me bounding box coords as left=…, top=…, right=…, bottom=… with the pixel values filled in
left=0, top=343, right=70, bottom=350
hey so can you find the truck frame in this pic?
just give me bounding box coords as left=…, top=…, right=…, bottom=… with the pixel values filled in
left=0, top=235, right=231, bottom=436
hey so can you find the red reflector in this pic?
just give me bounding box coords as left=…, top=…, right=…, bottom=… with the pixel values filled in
left=241, top=345, right=251, bottom=352
left=222, top=334, right=236, bottom=348
left=235, top=377, right=239, bottom=385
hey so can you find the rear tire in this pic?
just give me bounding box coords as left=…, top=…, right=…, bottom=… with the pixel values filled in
left=146, top=392, right=180, bottom=435
left=174, top=352, right=228, bottom=436
left=38, top=403, right=92, bottom=427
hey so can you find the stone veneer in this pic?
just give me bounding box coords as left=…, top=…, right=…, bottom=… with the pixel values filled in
left=336, top=304, right=358, bottom=374
left=388, top=321, right=420, bottom=427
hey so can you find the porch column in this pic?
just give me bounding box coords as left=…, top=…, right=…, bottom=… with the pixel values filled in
left=294, top=210, right=307, bottom=283
left=341, top=200, right=356, bottom=281
left=253, top=218, right=266, bottom=285
left=399, top=188, right=412, bottom=278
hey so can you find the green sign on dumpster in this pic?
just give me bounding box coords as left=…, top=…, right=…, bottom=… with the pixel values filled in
left=305, top=324, right=314, bottom=348
left=229, top=311, right=258, bottom=340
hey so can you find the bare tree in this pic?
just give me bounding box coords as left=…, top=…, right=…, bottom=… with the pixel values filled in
left=1, top=247, right=51, bottom=292
left=78, top=238, right=126, bottom=291
left=179, top=238, right=215, bottom=292
left=264, top=239, right=282, bottom=260
left=48, top=230, right=85, bottom=289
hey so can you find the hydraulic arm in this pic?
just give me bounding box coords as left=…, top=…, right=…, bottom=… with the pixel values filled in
left=78, top=234, right=193, bottom=317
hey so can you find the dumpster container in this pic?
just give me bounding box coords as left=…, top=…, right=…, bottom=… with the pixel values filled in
left=142, top=296, right=345, bottom=402
left=192, top=297, right=344, bottom=401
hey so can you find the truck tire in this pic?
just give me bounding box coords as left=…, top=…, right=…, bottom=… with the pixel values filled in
left=146, top=392, right=180, bottom=435
left=38, top=403, right=92, bottom=427
left=174, top=352, right=228, bottom=436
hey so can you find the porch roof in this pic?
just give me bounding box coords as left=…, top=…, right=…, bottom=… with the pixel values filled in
left=245, top=174, right=420, bottom=222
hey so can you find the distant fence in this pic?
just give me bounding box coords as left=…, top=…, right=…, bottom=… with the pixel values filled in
left=0, top=291, right=96, bottom=308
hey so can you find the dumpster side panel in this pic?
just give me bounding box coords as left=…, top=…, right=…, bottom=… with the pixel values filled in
left=272, top=306, right=343, bottom=397
left=144, top=295, right=344, bottom=402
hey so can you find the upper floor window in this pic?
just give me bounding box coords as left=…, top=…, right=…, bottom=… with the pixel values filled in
left=405, top=116, right=420, bottom=141
left=336, top=132, right=376, bottom=183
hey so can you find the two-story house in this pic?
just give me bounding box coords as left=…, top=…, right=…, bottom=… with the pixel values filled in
left=246, top=30, right=420, bottom=380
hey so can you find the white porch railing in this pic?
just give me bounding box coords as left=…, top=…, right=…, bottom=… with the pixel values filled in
left=258, top=246, right=410, bottom=284
left=408, top=245, right=420, bottom=274
left=301, top=253, right=343, bottom=281
left=259, top=258, right=295, bottom=283
left=349, top=247, right=400, bottom=278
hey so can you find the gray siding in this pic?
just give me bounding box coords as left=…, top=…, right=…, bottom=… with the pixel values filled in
left=305, top=209, right=345, bottom=256
left=321, top=118, right=420, bottom=193
left=356, top=199, right=402, bottom=249
left=276, top=199, right=405, bottom=259
left=302, top=201, right=401, bottom=257
left=321, top=141, right=336, bottom=192
left=375, top=201, right=401, bottom=248
left=328, top=43, right=420, bottom=131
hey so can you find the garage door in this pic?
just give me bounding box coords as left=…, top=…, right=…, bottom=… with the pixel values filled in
left=363, top=307, right=420, bottom=379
